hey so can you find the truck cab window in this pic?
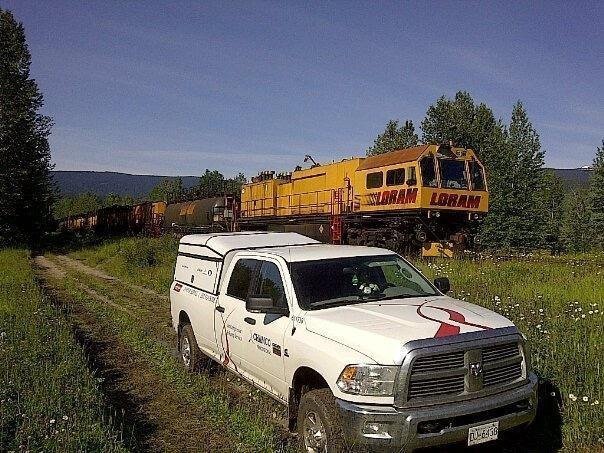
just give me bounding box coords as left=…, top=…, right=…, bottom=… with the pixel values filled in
left=386, top=168, right=405, bottom=186
left=469, top=160, right=486, bottom=191
left=254, top=261, right=287, bottom=309
left=227, top=259, right=259, bottom=300
left=420, top=157, right=438, bottom=187
left=366, top=172, right=383, bottom=189
left=439, top=159, right=469, bottom=189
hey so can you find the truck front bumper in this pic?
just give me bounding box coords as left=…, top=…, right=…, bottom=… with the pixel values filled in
left=336, top=372, right=538, bottom=452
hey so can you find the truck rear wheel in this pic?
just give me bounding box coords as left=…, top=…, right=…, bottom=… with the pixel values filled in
left=180, top=324, right=203, bottom=372
left=298, top=388, right=346, bottom=453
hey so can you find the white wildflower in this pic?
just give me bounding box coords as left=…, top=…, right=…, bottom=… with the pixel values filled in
left=50, top=419, right=56, bottom=424
left=569, top=394, right=577, bottom=401
left=583, top=396, right=589, bottom=402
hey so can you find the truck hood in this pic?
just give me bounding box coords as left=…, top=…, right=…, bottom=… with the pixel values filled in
left=303, top=296, right=514, bottom=365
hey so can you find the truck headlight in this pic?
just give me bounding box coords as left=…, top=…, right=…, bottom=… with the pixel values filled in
left=336, top=365, right=398, bottom=396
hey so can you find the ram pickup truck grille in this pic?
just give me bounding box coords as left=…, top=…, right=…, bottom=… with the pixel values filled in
left=401, top=340, right=525, bottom=405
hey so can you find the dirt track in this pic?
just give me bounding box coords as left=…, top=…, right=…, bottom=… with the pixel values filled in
left=34, top=255, right=289, bottom=452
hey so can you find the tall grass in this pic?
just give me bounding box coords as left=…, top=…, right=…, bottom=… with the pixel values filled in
left=71, top=235, right=178, bottom=294
left=0, top=249, right=127, bottom=451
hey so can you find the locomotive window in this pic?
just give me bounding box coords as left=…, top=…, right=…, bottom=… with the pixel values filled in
left=407, top=166, right=417, bottom=185
left=469, top=160, right=486, bottom=191
left=366, top=172, right=383, bottom=189
left=386, top=168, right=405, bottom=186
left=420, top=157, right=438, bottom=187
left=227, top=259, right=259, bottom=301
left=439, top=159, right=468, bottom=189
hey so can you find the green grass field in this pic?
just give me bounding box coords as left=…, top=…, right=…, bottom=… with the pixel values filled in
left=70, top=237, right=604, bottom=451
left=0, top=249, right=127, bottom=451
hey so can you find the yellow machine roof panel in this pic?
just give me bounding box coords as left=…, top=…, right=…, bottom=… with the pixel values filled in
left=357, top=145, right=430, bottom=171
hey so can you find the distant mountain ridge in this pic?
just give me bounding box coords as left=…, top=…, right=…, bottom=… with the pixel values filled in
left=550, top=168, right=593, bottom=189
left=52, top=168, right=594, bottom=198
left=52, top=171, right=199, bottom=197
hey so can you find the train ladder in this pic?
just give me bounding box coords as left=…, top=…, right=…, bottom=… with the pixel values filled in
left=330, top=189, right=343, bottom=244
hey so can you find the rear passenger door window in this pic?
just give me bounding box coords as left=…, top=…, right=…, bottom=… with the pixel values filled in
left=226, top=259, right=259, bottom=300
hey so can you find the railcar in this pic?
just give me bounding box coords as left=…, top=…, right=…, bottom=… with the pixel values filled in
left=238, top=144, right=488, bottom=256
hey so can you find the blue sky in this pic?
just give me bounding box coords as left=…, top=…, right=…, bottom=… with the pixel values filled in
left=2, top=1, right=602, bottom=176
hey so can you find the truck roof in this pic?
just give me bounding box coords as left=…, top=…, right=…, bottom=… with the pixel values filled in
left=255, top=244, right=395, bottom=262
left=179, top=231, right=320, bottom=256
left=179, top=232, right=394, bottom=262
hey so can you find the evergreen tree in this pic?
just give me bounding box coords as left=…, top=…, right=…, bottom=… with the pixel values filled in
left=366, top=120, right=418, bottom=156
left=588, top=139, right=604, bottom=248
left=505, top=102, right=547, bottom=249
left=560, top=190, right=592, bottom=252
left=541, top=169, right=566, bottom=246
left=0, top=9, right=54, bottom=245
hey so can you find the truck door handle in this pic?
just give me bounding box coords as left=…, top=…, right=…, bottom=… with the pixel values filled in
left=244, top=317, right=256, bottom=325
left=215, top=306, right=225, bottom=313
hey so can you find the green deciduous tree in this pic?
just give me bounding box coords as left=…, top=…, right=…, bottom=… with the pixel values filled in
left=0, top=9, right=54, bottom=245
left=366, top=120, right=418, bottom=156
left=421, top=91, right=479, bottom=150
left=149, top=177, right=184, bottom=202
left=588, top=139, right=604, bottom=248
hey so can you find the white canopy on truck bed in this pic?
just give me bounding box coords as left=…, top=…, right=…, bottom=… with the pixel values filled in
left=175, top=232, right=319, bottom=295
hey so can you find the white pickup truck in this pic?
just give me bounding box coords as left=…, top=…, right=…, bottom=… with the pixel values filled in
left=170, top=232, right=537, bottom=452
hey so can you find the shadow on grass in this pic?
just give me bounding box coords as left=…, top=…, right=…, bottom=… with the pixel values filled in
left=417, top=375, right=563, bottom=453
left=41, top=283, right=158, bottom=451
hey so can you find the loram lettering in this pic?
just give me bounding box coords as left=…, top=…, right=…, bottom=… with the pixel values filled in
left=368, top=187, right=418, bottom=206
left=430, top=192, right=481, bottom=209
left=171, top=232, right=538, bottom=452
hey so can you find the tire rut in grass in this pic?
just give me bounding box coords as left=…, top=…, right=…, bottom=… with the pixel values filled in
left=36, top=256, right=292, bottom=452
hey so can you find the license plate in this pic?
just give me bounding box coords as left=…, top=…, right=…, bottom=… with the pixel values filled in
left=467, top=421, right=499, bottom=446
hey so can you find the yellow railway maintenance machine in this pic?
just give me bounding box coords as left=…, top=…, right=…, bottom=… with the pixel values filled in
left=238, top=144, right=488, bottom=257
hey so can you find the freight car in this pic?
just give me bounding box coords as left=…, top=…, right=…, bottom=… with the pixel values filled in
left=163, top=196, right=236, bottom=232
left=238, top=144, right=488, bottom=256
left=59, top=201, right=167, bottom=237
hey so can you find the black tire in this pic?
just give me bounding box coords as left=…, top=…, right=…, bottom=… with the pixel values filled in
left=297, top=388, right=347, bottom=452
left=179, top=324, right=203, bottom=372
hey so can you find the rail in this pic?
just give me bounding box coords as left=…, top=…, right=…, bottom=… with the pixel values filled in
left=240, top=187, right=353, bottom=218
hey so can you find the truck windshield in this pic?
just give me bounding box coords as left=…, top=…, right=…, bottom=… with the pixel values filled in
left=439, top=159, right=468, bottom=189
left=290, top=254, right=438, bottom=310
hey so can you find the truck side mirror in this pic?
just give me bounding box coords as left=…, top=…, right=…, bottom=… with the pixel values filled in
left=246, top=296, right=289, bottom=316
left=434, top=277, right=451, bottom=294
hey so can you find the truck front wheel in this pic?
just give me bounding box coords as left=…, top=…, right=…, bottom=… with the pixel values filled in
left=298, top=388, right=346, bottom=452
left=180, top=324, right=203, bottom=372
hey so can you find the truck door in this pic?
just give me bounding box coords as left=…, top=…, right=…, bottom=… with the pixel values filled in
left=240, top=259, right=292, bottom=401
left=214, top=258, right=258, bottom=373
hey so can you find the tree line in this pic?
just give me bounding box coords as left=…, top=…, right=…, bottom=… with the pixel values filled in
left=367, top=92, right=603, bottom=253
left=53, top=170, right=247, bottom=220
